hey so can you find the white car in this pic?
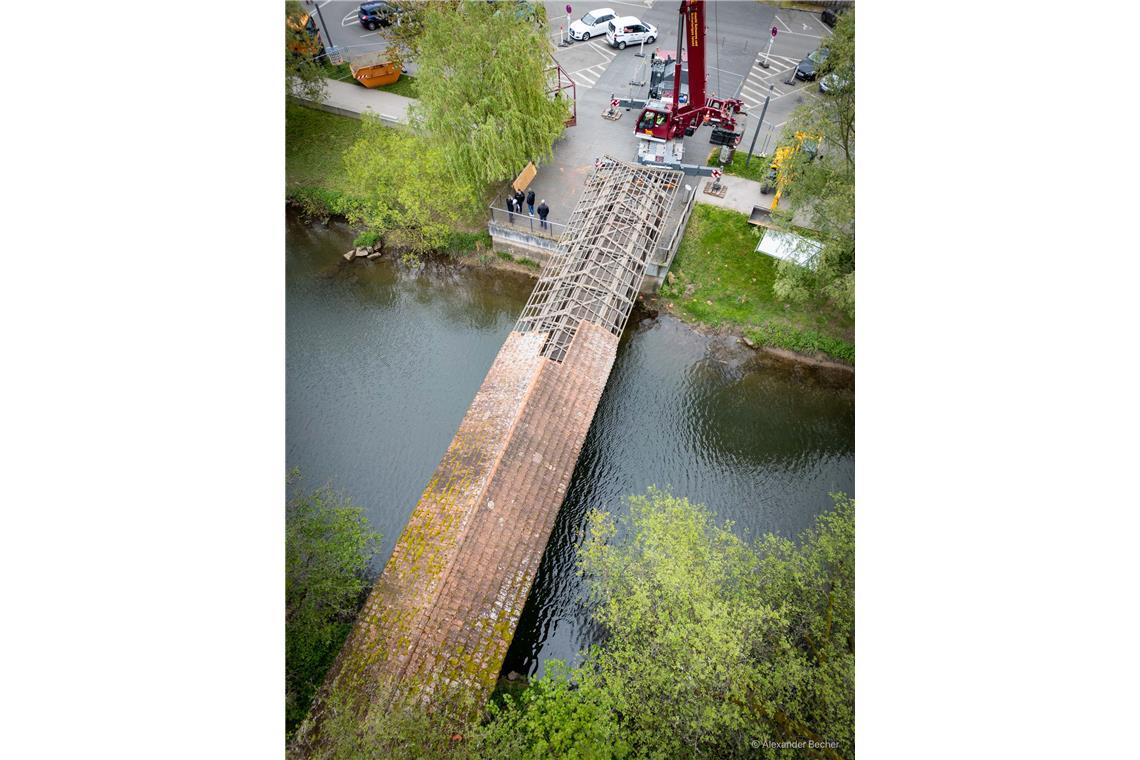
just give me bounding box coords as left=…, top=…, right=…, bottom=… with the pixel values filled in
left=569, top=8, right=616, bottom=42
left=606, top=16, right=657, bottom=50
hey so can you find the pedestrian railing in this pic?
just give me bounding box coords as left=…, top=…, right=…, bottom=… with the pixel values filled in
left=488, top=206, right=567, bottom=241
left=654, top=183, right=699, bottom=269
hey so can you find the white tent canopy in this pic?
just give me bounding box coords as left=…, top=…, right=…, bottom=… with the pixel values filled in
left=756, top=229, right=823, bottom=269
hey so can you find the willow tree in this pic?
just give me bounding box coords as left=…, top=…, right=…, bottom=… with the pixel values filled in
left=410, top=1, right=569, bottom=201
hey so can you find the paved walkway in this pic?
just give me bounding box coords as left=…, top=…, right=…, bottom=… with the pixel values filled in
left=293, top=77, right=415, bottom=124
left=693, top=174, right=785, bottom=216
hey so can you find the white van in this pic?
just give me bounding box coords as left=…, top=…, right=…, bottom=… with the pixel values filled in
left=606, top=16, right=657, bottom=50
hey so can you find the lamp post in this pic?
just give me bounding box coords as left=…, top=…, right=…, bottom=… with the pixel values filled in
left=744, top=84, right=773, bottom=168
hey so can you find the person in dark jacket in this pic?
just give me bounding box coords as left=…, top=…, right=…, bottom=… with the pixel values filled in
left=506, top=194, right=515, bottom=223
left=526, top=189, right=536, bottom=217
left=537, top=199, right=550, bottom=231
left=514, top=189, right=526, bottom=219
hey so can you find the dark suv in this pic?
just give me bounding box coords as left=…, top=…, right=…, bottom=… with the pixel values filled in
left=359, top=1, right=399, bottom=31
left=821, top=5, right=849, bottom=29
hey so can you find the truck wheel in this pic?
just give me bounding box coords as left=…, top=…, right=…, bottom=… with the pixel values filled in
left=618, top=40, right=627, bottom=50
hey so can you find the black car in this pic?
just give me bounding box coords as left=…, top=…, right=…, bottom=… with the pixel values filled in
left=821, top=5, right=848, bottom=29
left=795, top=48, right=829, bottom=81
left=359, top=1, right=399, bottom=31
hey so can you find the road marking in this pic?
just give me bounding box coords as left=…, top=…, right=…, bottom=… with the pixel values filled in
left=572, top=70, right=597, bottom=87
left=775, top=15, right=793, bottom=33
left=741, top=83, right=772, bottom=100
left=342, top=11, right=359, bottom=27
left=587, top=40, right=617, bottom=62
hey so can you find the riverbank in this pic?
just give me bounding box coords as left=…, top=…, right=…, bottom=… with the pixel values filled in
left=654, top=204, right=854, bottom=365
left=286, top=103, right=852, bottom=368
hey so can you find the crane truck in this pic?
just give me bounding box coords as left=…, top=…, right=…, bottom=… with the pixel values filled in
left=634, top=0, right=745, bottom=166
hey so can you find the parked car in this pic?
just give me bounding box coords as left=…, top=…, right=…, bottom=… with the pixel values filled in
left=606, top=16, right=657, bottom=50
left=795, top=48, right=829, bottom=80
left=821, top=5, right=849, bottom=29
left=358, top=1, right=400, bottom=31
left=569, top=8, right=616, bottom=41
left=819, top=71, right=850, bottom=93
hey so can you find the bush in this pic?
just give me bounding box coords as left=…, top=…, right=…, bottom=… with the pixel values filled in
left=285, top=472, right=381, bottom=738
left=353, top=229, right=382, bottom=249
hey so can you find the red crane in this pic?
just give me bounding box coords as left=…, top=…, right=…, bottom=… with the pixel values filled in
left=634, top=0, right=745, bottom=165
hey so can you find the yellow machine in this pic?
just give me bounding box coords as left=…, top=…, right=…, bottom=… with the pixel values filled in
left=286, top=10, right=324, bottom=60
left=761, top=131, right=821, bottom=210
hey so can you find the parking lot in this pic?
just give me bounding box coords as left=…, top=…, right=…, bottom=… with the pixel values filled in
left=304, top=1, right=839, bottom=224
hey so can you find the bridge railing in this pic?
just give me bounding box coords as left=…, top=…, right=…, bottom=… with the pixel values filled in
left=653, top=183, right=699, bottom=268
left=488, top=206, right=567, bottom=241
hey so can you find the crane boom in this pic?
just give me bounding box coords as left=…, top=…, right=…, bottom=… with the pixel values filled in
left=635, top=0, right=745, bottom=164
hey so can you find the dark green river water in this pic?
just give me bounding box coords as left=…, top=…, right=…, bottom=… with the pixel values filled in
left=286, top=214, right=854, bottom=677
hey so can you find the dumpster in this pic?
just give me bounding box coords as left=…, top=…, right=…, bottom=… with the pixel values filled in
left=349, top=51, right=401, bottom=89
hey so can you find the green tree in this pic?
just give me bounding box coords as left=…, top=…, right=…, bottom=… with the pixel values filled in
left=473, top=489, right=856, bottom=759
left=286, top=471, right=381, bottom=737
left=774, top=9, right=855, bottom=318
left=410, top=1, right=569, bottom=199
left=340, top=114, right=475, bottom=258
left=285, top=1, right=327, bottom=103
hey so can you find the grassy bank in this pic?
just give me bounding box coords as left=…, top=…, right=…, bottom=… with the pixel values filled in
left=707, top=147, right=770, bottom=184
left=286, top=99, right=363, bottom=213
left=657, top=204, right=854, bottom=363
left=286, top=101, right=492, bottom=257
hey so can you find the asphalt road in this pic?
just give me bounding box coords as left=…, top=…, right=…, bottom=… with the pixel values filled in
left=303, top=0, right=407, bottom=60
left=544, top=0, right=835, bottom=158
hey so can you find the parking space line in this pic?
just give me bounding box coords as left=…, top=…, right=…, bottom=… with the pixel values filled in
left=741, top=83, right=770, bottom=100
left=587, top=41, right=617, bottom=62
left=573, top=71, right=598, bottom=87
left=775, top=15, right=793, bottom=33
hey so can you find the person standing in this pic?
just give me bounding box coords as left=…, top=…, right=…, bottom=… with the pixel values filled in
left=506, top=193, right=515, bottom=223
left=537, top=199, right=549, bottom=231
left=526, top=188, right=536, bottom=217
left=514, top=189, right=526, bottom=220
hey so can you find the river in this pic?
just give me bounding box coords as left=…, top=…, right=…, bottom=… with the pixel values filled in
left=286, top=214, right=854, bottom=678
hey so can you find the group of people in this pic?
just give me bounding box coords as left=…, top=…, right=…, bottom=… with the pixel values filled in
left=506, top=188, right=550, bottom=231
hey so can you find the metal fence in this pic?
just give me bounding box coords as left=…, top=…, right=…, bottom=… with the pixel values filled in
left=654, top=183, right=699, bottom=269
left=487, top=206, right=568, bottom=240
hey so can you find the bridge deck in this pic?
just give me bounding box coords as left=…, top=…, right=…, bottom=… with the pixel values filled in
left=293, top=159, right=683, bottom=754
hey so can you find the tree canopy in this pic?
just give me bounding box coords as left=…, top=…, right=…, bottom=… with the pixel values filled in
left=410, top=1, right=569, bottom=198
left=470, top=489, right=856, bottom=759
left=285, top=472, right=380, bottom=738
left=341, top=115, right=475, bottom=257
left=775, top=9, right=855, bottom=319
left=285, top=1, right=326, bottom=102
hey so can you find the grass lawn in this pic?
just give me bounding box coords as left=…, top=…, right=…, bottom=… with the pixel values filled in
left=707, top=147, right=771, bottom=184
left=658, top=204, right=854, bottom=363
left=285, top=100, right=362, bottom=195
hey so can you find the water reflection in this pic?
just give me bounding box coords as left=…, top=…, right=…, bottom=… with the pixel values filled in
left=286, top=214, right=853, bottom=678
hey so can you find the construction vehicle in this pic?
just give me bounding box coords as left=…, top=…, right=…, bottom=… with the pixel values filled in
left=759, top=131, right=820, bottom=210
left=634, top=0, right=745, bottom=166
left=286, top=8, right=326, bottom=61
